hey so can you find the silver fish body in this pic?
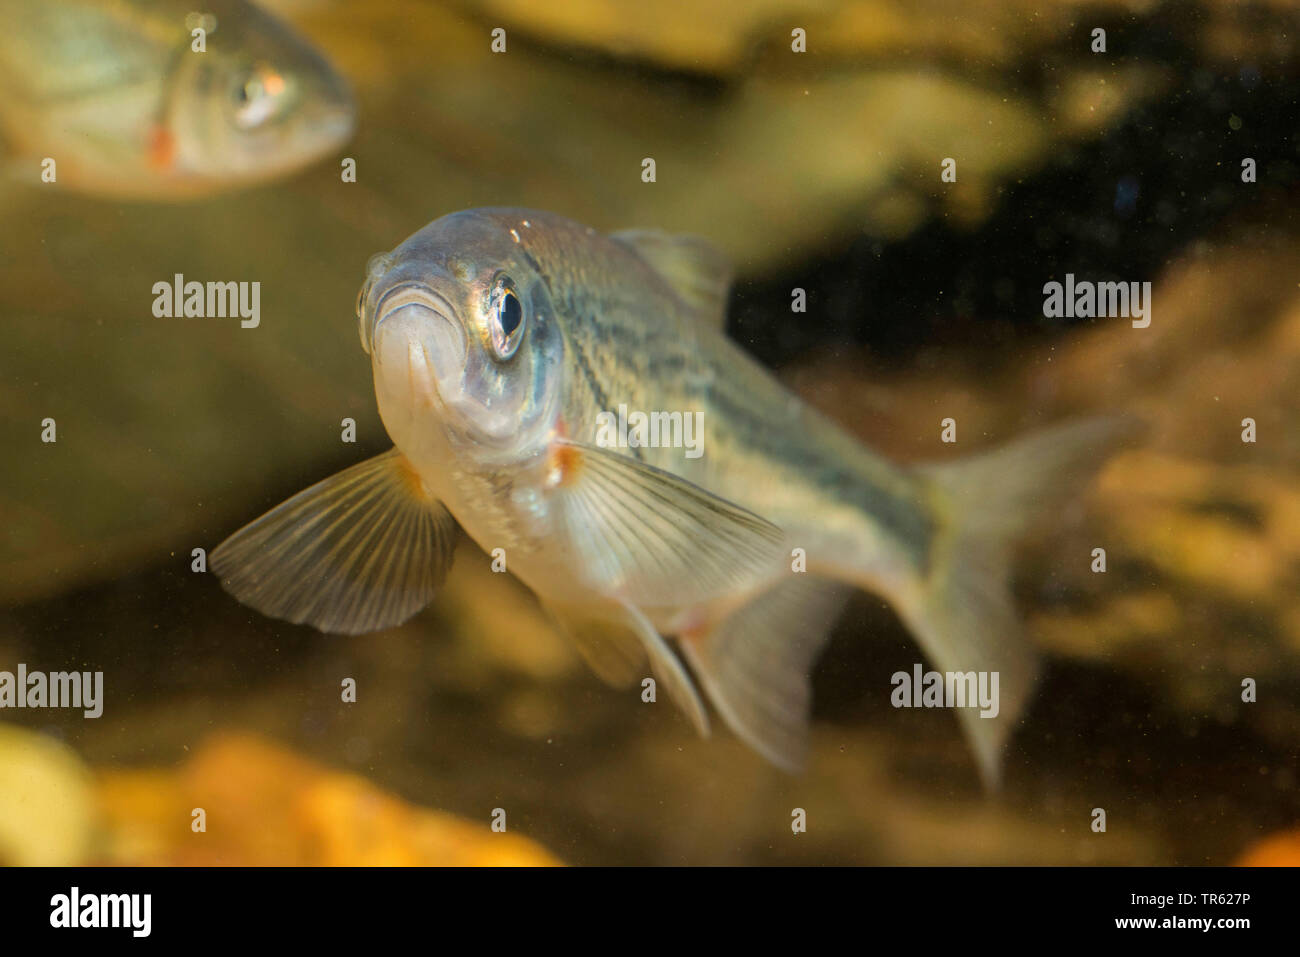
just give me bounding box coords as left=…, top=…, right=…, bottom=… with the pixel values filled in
left=216, top=208, right=1129, bottom=784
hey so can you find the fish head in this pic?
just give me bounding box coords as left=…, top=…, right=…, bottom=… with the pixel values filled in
left=357, top=211, right=566, bottom=465
left=164, top=7, right=355, bottom=185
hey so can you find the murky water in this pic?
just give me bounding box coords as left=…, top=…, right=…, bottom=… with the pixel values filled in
left=1, top=0, right=1297, bottom=866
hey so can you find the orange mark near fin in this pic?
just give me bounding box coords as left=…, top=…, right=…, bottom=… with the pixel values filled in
left=147, top=124, right=176, bottom=171
left=547, top=424, right=584, bottom=489
left=394, top=453, right=435, bottom=501
left=676, top=610, right=710, bottom=646
left=548, top=443, right=584, bottom=488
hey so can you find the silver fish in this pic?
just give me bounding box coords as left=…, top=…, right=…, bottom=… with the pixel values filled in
left=0, top=0, right=354, bottom=198
left=213, top=208, right=1130, bottom=785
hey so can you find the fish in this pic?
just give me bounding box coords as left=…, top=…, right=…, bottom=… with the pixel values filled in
left=0, top=0, right=354, bottom=199
left=211, top=207, right=1132, bottom=786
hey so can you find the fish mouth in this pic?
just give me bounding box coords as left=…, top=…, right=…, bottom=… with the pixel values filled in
left=368, top=280, right=523, bottom=451
left=371, top=283, right=466, bottom=406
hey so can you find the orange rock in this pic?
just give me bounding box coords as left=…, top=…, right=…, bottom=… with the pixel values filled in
left=96, top=732, right=561, bottom=866
left=1235, top=829, right=1300, bottom=866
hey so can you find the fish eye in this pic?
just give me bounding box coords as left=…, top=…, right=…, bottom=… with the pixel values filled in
left=230, top=64, right=289, bottom=130
left=498, top=291, right=522, bottom=336
left=488, top=278, right=525, bottom=360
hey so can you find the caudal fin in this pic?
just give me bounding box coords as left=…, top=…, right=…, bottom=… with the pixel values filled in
left=900, top=418, right=1137, bottom=788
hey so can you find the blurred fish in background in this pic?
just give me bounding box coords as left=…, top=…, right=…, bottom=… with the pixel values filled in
left=0, top=0, right=355, bottom=199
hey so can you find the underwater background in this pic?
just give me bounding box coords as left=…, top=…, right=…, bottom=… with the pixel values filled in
left=1, top=0, right=1298, bottom=865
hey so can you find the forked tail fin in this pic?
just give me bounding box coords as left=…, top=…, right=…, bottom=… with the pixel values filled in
left=899, top=418, right=1137, bottom=788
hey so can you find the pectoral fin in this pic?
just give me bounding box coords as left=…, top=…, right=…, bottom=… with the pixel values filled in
left=551, top=439, right=785, bottom=608
left=210, top=449, right=457, bottom=635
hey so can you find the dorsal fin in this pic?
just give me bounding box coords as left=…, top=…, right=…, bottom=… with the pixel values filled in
left=610, top=229, right=733, bottom=330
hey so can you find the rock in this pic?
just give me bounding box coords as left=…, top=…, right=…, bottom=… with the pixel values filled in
left=460, top=0, right=1300, bottom=76
left=0, top=723, right=95, bottom=865
left=1235, top=827, right=1300, bottom=866
left=95, top=732, right=563, bottom=865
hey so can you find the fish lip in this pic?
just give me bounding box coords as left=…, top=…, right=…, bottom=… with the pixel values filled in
left=368, top=281, right=459, bottom=350
left=373, top=280, right=457, bottom=323
left=370, top=282, right=467, bottom=409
